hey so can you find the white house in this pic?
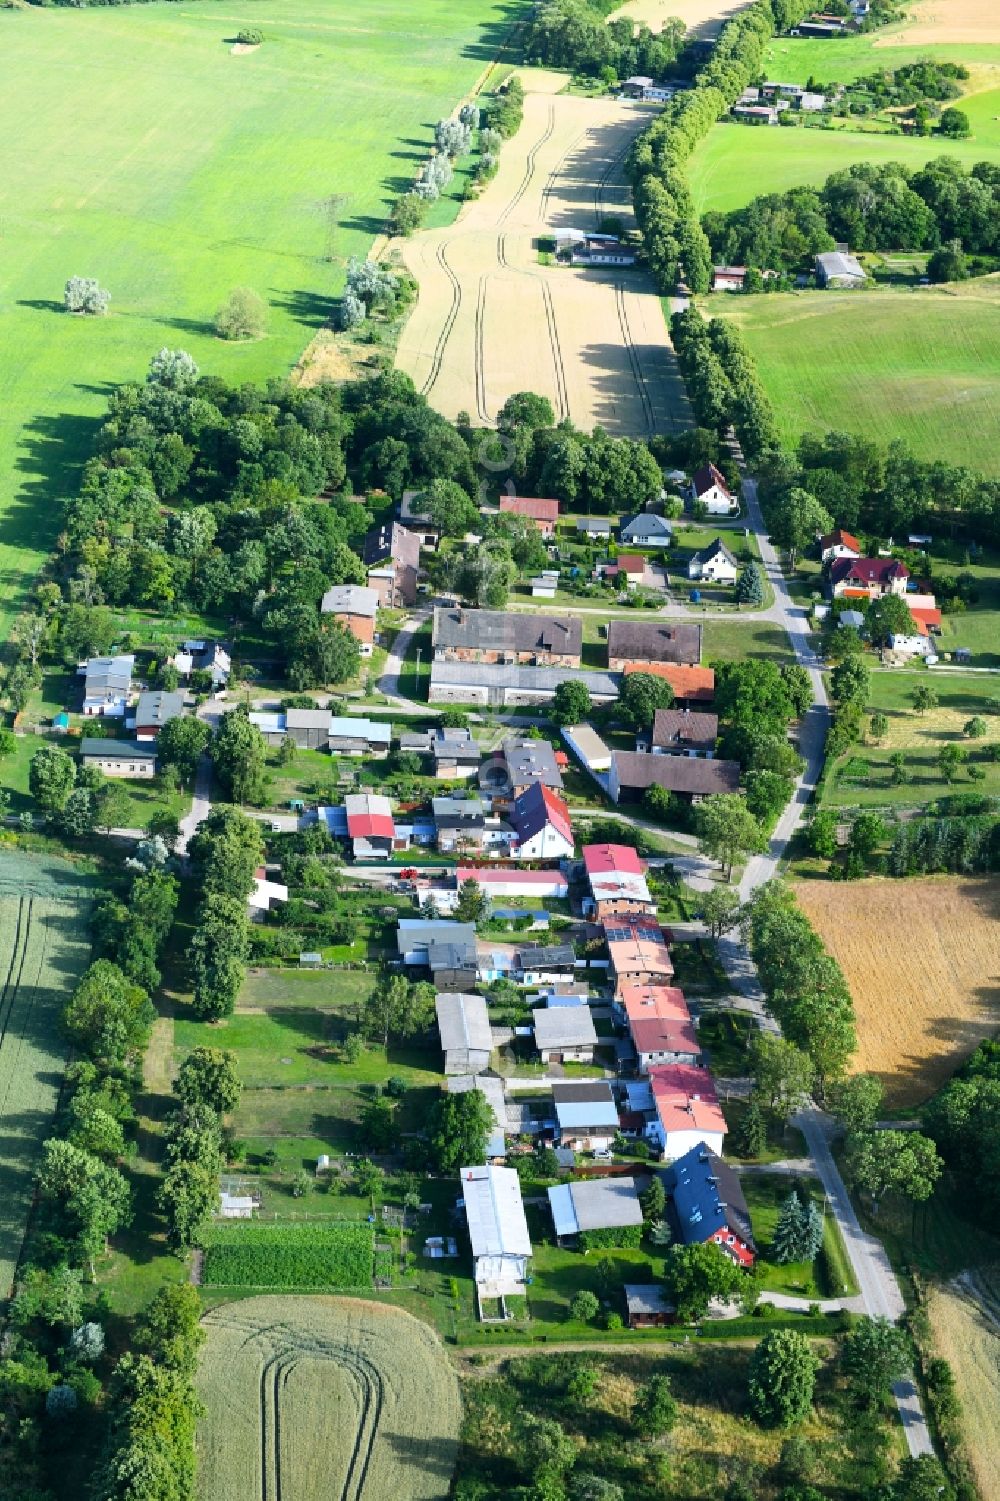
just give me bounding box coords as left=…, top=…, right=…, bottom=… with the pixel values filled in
left=461, top=1164, right=532, bottom=1305
left=619, top=512, right=673, bottom=548
left=888, top=633, right=936, bottom=661
left=819, top=528, right=862, bottom=563
left=646, top=1064, right=726, bottom=1161
left=81, top=655, right=135, bottom=717
left=690, top=464, right=737, bottom=516
left=510, top=783, right=574, bottom=862
left=688, top=538, right=738, bottom=584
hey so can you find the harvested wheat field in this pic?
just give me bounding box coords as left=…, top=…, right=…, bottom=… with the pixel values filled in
left=795, top=877, right=1000, bottom=1107
left=927, top=1273, right=1000, bottom=1498
left=197, top=1296, right=461, bottom=1501
left=876, top=0, right=1000, bottom=47
left=395, top=77, right=691, bottom=437
left=611, top=0, right=752, bottom=38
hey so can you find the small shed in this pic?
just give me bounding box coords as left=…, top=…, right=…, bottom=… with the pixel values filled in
left=624, top=1284, right=675, bottom=1328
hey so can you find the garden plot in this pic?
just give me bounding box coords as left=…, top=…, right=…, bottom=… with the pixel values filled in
left=197, top=1296, right=461, bottom=1501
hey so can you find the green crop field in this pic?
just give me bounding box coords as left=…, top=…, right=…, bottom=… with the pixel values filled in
left=197, top=1296, right=462, bottom=1500
left=762, top=33, right=1000, bottom=86
left=0, top=0, right=517, bottom=635
left=722, top=280, right=1000, bottom=469
left=201, top=1220, right=376, bottom=1288
left=0, top=853, right=94, bottom=1300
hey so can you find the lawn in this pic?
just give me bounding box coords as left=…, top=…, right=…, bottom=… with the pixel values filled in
left=741, top=1172, right=859, bottom=1299
left=690, top=100, right=1000, bottom=215
left=702, top=619, right=793, bottom=662
left=821, top=667, right=1000, bottom=807
left=0, top=0, right=518, bottom=634
left=761, top=32, right=1000, bottom=88
left=722, top=281, right=1000, bottom=471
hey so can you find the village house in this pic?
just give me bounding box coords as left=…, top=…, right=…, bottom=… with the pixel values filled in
left=555, top=229, right=638, bottom=266
left=561, top=723, right=613, bottom=776
left=78, top=737, right=156, bottom=780
left=448, top=1074, right=507, bottom=1158
left=533, top=1002, right=598, bottom=1064
left=650, top=708, right=719, bottom=758
left=621, top=74, right=674, bottom=101
left=510, top=782, right=575, bottom=861
left=576, top=516, right=613, bottom=539
left=328, top=716, right=391, bottom=758
left=607, top=621, right=702, bottom=671
left=499, top=495, right=560, bottom=536
left=432, top=606, right=581, bottom=667
left=436, top=992, right=493, bottom=1075
left=398, top=489, right=441, bottom=550
left=595, top=553, right=649, bottom=589
left=829, top=556, right=910, bottom=600
left=461, top=1164, right=532, bottom=1308
left=733, top=103, right=779, bottom=124
left=319, top=584, right=379, bottom=654
left=397, top=919, right=479, bottom=990
left=623, top=661, right=715, bottom=705
left=171, top=640, right=231, bottom=689
left=815, top=250, right=865, bottom=288
left=688, top=537, right=738, bottom=584
left=606, top=921, right=673, bottom=993
left=666, top=1142, right=757, bottom=1266
left=455, top=867, right=569, bottom=901
left=133, top=689, right=184, bottom=740
left=550, top=1081, right=620, bottom=1152
left=363, top=520, right=420, bottom=606
left=819, top=528, right=862, bottom=562
left=399, top=725, right=483, bottom=779
left=608, top=751, right=740, bottom=805
left=620, top=982, right=700, bottom=1071
left=433, top=795, right=488, bottom=854
left=619, top=512, right=674, bottom=548
left=81, top=654, right=134, bottom=717
left=712, top=266, right=747, bottom=292
left=689, top=463, right=737, bottom=516
left=548, top=1176, right=643, bottom=1244
left=479, top=737, right=563, bottom=813
left=344, top=792, right=395, bottom=860
left=646, top=1064, right=726, bottom=1160
left=582, top=843, right=655, bottom=921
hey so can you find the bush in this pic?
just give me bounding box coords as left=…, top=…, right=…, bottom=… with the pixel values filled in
left=64, top=277, right=109, bottom=315
left=215, top=286, right=267, bottom=340
left=236, top=27, right=263, bottom=44
left=570, top=1290, right=600, bottom=1323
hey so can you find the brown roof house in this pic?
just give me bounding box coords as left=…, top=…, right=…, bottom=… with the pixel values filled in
left=499, top=495, right=559, bottom=536
left=650, top=708, right=718, bottom=758
left=689, top=463, right=737, bottom=516
left=363, top=522, right=420, bottom=607
left=609, top=751, right=740, bottom=805
left=320, top=584, right=379, bottom=654
left=607, top=621, right=702, bottom=671
left=432, top=607, right=581, bottom=667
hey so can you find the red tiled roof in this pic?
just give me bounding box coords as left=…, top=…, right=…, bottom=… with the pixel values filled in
left=630, top=1014, right=699, bottom=1056
left=910, top=607, right=942, bottom=628
left=830, top=556, right=909, bottom=587
left=347, top=811, right=394, bottom=839
left=499, top=496, right=559, bottom=522
left=539, top=783, right=573, bottom=845
left=648, top=1064, right=725, bottom=1137
left=620, top=982, right=689, bottom=1023
left=583, top=844, right=645, bottom=877
left=692, top=463, right=732, bottom=498
left=621, top=663, right=715, bottom=700
left=820, top=528, right=861, bottom=553
left=617, top=554, right=646, bottom=574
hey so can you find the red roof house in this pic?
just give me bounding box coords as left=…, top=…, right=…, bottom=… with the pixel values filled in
left=583, top=843, right=645, bottom=877
left=499, top=496, right=560, bottom=536
left=830, top=557, right=910, bottom=599
left=647, top=1064, right=726, bottom=1159
left=510, top=782, right=574, bottom=860
left=819, top=527, right=861, bottom=560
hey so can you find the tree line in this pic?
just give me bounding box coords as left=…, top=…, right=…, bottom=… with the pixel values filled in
left=522, top=0, right=683, bottom=82
left=627, top=0, right=815, bottom=294
left=703, top=156, right=1000, bottom=279
left=669, top=306, right=779, bottom=459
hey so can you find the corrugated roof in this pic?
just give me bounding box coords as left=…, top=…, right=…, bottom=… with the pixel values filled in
left=436, top=993, right=493, bottom=1054
left=532, top=1006, right=597, bottom=1049
left=549, top=1177, right=643, bottom=1235
left=432, top=662, right=618, bottom=696
left=321, top=584, right=379, bottom=617
left=328, top=716, right=391, bottom=746
left=345, top=792, right=395, bottom=841
left=433, top=606, right=580, bottom=657
left=461, top=1164, right=531, bottom=1258
left=648, top=1065, right=725, bottom=1138
left=135, top=690, right=184, bottom=727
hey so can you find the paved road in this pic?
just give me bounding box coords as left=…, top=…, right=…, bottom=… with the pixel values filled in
left=377, top=608, right=432, bottom=706
left=177, top=754, right=213, bottom=855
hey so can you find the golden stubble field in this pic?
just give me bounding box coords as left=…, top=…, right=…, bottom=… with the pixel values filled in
left=394, top=74, right=691, bottom=437
left=927, top=1273, right=1000, bottom=1498
left=876, top=0, right=1000, bottom=46
left=795, top=877, right=1000, bottom=1107
left=197, top=1296, right=461, bottom=1501
left=610, top=0, right=752, bottom=36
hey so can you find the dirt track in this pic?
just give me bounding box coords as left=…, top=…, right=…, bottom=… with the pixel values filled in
left=395, top=79, right=691, bottom=437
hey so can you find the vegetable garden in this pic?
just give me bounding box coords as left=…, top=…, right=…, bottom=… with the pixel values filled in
left=201, top=1220, right=378, bottom=1289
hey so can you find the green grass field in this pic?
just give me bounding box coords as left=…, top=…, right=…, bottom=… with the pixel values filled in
left=0, top=0, right=517, bottom=631
left=761, top=32, right=1000, bottom=87
left=0, top=852, right=94, bottom=1300
left=722, top=280, right=1000, bottom=470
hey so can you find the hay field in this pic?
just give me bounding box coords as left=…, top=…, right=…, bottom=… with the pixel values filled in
left=795, top=878, right=1000, bottom=1107
left=723, top=281, right=1000, bottom=470
left=197, top=1296, right=461, bottom=1501
left=395, top=77, right=692, bottom=437
left=885, top=0, right=1000, bottom=47
left=0, top=855, right=93, bottom=1298
left=610, top=0, right=750, bottom=37
left=927, top=1273, right=1000, bottom=1498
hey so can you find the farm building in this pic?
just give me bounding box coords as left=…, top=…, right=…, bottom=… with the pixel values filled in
left=815, top=250, right=865, bottom=288
left=619, top=512, right=673, bottom=547
left=344, top=792, right=395, bottom=860
left=650, top=708, right=719, bottom=758
left=460, top=1164, right=532, bottom=1305
left=447, top=1074, right=507, bottom=1157
left=455, top=867, right=569, bottom=901
left=328, top=717, right=391, bottom=758
left=621, top=75, right=673, bottom=101
left=555, top=228, right=637, bottom=266
left=732, top=103, right=778, bottom=124
left=430, top=662, right=619, bottom=709
left=582, top=844, right=655, bottom=921
left=689, top=464, right=737, bottom=516
left=499, top=495, right=560, bottom=536
left=286, top=708, right=338, bottom=751
left=532, top=1003, right=597, bottom=1064
left=319, top=584, right=379, bottom=653
left=647, top=1065, right=726, bottom=1160
left=363, top=520, right=420, bottom=606
left=435, top=992, right=493, bottom=1075
left=607, top=620, right=702, bottom=671
left=81, top=654, right=134, bottom=717
left=606, top=922, right=673, bottom=993
left=667, top=1142, right=757, bottom=1266
left=608, top=751, right=740, bottom=804
left=688, top=538, right=738, bottom=584
left=713, top=266, right=747, bottom=292
left=829, top=556, right=909, bottom=599
left=548, top=1176, right=643, bottom=1243
left=134, top=689, right=184, bottom=740
left=551, top=1081, right=620, bottom=1151
left=510, top=782, right=574, bottom=861
left=78, top=737, right=156, bottom=779
left=625, top=1284, right=675, bottom=1328
left=623, top=661, right=715, bottom=705
left=432, top=607, right=582, bottom=667
left=397, top=920, right=478, bottom=988
left=819, top=528, right=861, bottom=562
left=561, top=723, right=613, bottom=775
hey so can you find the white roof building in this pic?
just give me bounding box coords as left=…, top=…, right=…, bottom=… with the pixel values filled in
left=461, top=1164, right=532, bottom=1300
left=548, top=1176, right=644, bottom=1239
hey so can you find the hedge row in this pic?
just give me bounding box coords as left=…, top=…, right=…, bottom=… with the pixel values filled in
left=669, top=305, right=779, bottom=459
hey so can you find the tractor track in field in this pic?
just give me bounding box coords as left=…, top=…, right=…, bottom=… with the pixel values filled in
left=541, top=283, right=570, bottom=422
left=499, top=103, right=555, bottom=226
left=0, top=896, right=28, bottom=1052
left=474, top=274, right=489, bottom=423
left=614, top=282, right=656, bottom=437
left=593, top=139, right=632, bottom=226
left=419, top=241, right=462, bottom=398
